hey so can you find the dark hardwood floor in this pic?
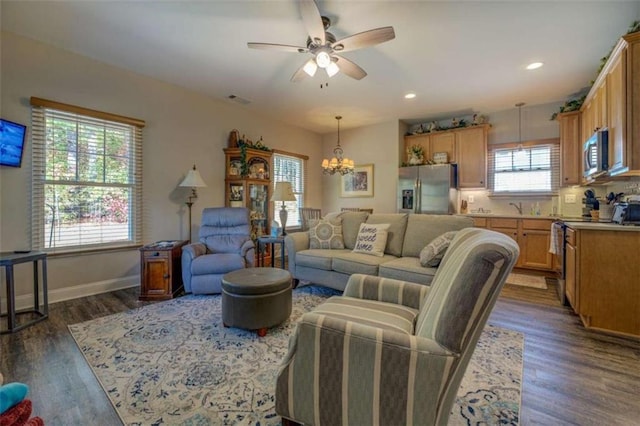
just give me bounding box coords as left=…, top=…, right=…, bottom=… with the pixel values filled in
left=2, top=280, right=639, bottom=425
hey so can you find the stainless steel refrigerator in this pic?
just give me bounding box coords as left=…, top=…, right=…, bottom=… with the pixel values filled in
left=397, top=164, right=458, bottom=214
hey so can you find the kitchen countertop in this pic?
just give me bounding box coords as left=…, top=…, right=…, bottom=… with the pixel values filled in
left=464, top=213, right=581, bottom=220
left=563, top=221, right=640, bottom=231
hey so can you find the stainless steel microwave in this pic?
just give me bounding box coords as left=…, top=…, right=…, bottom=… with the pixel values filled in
left=583, top=128, right=609, bottom=179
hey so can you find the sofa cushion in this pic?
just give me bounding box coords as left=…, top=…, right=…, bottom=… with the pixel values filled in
left=311, top=296, right=418, bottom=334
left=340, top=211, right=370, bottom=249
left=420, top=231, right=458, bottom=267
left=365, top=213, right=408, bottom=257
left=379, top=257, right=438, bottom=285
left=296, top=249, right=350, bottom=271
left=402, top=214, right=474, bottom=258
left=332, top=252, right=397, bottom=276
left=352, top=223, right=390, bottom=257
left=309, top=218, right=345, bottom=249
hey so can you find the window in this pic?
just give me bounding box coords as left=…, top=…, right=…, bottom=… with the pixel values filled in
left=30, top=98, right=144, bottom=253
left=272, top=152, right=306, bottom=229
left=488, top=140, right=560, bottom=195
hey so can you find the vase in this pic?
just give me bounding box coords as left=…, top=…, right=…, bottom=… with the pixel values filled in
left=408, top=154, right=423, bottom=165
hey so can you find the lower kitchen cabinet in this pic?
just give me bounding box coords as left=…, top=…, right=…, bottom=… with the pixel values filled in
left=565, top=226, right=640, bottom=338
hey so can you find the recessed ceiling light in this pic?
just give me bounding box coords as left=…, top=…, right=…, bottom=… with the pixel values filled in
left=526, top=62, right=544, bottom=70
left=404, top=93, right=416, bottom=99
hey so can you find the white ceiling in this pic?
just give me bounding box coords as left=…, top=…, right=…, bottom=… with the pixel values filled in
left=2, top=1, right=639, bottom=134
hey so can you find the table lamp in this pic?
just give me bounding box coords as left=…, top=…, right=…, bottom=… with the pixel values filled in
left=179, top=164, right=207, bottom=242
left=270, top=181, right=296, bottom=235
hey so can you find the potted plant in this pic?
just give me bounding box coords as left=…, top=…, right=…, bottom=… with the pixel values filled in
left=407, top=144, right=424, bottom=165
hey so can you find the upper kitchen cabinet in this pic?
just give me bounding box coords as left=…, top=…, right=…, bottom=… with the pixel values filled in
left=557, top=111, right=581, bottom=186
left=580, top=31, right=640, bottom=178
left=403, top=124, right=488, bottom=188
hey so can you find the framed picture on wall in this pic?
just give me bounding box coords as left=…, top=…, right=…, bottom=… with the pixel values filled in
left=340, top=164, right=374, bottom=198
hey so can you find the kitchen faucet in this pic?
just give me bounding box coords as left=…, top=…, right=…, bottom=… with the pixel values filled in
left=509, top=202, right=523, bottom=215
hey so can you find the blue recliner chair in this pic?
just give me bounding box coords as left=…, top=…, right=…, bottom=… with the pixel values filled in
left=181, top=207, right=255, bottom=294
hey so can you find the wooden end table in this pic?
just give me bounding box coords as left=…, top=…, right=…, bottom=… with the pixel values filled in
left=139, top=240, right=188, bottom=301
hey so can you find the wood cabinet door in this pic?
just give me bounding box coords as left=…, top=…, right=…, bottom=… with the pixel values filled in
left=558, top=112, right=581, bottom=186
left=456, top=127, right=487, bottom=188
left=520, top=229, right=553, bottom=270
left=430, top=132, right=455, bottom=163
left=565, top=242, right=578, bottom=312
left=142, top=256, right=170, bottom=297
left=606, top=51, right=626, bottom=174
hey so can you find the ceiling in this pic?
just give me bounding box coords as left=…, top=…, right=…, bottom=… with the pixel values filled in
left=2, top=1, right=639, bottom=134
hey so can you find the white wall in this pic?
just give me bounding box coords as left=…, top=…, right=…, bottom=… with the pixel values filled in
left=0, top=31, right=322, bottom=303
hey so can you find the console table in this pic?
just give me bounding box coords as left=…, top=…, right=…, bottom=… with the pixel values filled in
left=0, top=251, right=49, bottom=334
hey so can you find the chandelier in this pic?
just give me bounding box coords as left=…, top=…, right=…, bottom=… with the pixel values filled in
left=322, top=116, right=354, bottom=175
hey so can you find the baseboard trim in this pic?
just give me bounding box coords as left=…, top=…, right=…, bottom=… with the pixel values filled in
left=1, top=276, right=139, bottom=312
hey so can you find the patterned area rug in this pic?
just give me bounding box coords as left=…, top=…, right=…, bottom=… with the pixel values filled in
left=68, top=286, right=523, bottom=425
left=506, top=273, right=548, bottom=289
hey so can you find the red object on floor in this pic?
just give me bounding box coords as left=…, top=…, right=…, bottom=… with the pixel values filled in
left=0, top=400, right=44, bottom=426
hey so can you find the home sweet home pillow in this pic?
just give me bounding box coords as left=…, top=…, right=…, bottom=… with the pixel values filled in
left=419, top=231, right=458, bottom=267
left=309, top=218, right=345, bottom=249
left=352, top=223, right=390, bottom=257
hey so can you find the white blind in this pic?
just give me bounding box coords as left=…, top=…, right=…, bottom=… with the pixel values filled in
left=31, top=102, right=143, bottom=253
left=488, top=141, right=560, bottom=194
left=273, top=153, right=305, bottom=229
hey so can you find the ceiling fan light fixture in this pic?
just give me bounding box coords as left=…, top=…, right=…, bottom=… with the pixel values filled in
left=326, top=61, right=340, bottom=77
left=316, top=51, right=331, bottom=68
left=303, top=59, right=318, bottom=77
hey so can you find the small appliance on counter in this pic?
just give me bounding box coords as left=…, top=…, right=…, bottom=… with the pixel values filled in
left=582, top=189, right=599, bottom=219
left=611, top=201, right=640, bottom=225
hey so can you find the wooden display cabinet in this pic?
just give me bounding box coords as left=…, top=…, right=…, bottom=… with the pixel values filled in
left=224, top=147, right=273, bottom=262
left=139, top=240, right=188, bottom=301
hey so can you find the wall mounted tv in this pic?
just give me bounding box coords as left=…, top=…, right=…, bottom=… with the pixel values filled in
left=0, top=118, right=27, bottom=167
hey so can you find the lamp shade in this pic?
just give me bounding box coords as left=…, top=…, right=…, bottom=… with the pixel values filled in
left=180, top=165, right=207, bottom=188
left=271, top=181, right=296, bottom=202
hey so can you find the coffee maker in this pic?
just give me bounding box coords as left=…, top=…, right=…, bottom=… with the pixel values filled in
left=582, top=189, right=599, bottom=218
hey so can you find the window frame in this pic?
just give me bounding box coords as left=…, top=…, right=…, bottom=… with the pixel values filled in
left=30, top=97, right=145, bottom=254
left=488, top=138, right=560, bottom=197
left=272, top=150, right=307, bottom=231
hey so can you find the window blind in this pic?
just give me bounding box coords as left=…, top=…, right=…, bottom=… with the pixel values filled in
left=272, top=152, right=305, bottom=229
left=488, top=140, right=560, bottom=195
left=31, top=99, right=144, bottom=253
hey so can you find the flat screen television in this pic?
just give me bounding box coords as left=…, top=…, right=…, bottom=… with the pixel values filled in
left=0, top=118, right=27, bottom=167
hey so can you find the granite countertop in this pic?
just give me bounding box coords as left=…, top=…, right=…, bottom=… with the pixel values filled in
left=464, top=213, right=577, bottom=220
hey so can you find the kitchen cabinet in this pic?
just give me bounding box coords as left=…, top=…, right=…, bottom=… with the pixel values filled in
left=475, top=216, right=553, bottom=271
left=580, top=31, right=640, bottom=178
left=404, top=125, right=488, bottom=188
left=557, top=111, right=581, bottom=186
left=564, top=225, right=640, bottom=338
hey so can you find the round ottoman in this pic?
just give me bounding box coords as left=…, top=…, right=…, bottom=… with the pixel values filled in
left=221, top=267, right=292, bottom=336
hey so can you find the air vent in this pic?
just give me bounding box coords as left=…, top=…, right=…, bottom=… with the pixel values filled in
left=227, top=95, right=251, bottom=105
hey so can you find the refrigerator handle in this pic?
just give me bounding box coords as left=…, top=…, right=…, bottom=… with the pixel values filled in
left=415, top=178, right=421, bottom=213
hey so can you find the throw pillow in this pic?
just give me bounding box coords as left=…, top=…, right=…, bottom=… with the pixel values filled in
left=309, top=218, right=345, bottom=249
left=352, top=223, right=390, bottom=257
left=419, top=231, right=458, bottom=267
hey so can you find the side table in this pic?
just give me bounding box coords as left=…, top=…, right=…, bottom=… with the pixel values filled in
left=257, top=236, right=286, bottom=269
left=0, top=251, right=49, bottom=334
left=139, top=240, right=188, bottom=301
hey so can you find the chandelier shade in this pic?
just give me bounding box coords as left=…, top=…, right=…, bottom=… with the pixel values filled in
left=322, top=116, right=354, bottom=175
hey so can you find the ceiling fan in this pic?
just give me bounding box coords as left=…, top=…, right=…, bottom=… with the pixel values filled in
left=247, top=0, right=395, bottom=82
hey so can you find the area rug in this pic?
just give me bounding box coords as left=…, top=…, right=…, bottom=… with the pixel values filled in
left=506, top=272, right=548, bottom=289
left=69, top=286, right=523, bottom=425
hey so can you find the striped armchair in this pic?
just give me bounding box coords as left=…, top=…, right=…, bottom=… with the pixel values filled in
left=276, top=227, right=519, bottom=426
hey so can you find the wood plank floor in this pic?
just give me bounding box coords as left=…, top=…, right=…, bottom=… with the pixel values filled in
left=1, top=280, right=639, bottom=425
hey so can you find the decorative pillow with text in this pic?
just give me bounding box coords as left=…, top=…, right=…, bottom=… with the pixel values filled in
left=419, top=231, right=458, bottom=267
left=352, top=223, right=390, bottom=257
left=309, top=218, right=345, bottom=249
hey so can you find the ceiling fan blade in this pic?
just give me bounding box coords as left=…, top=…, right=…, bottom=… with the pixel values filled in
left=334, top=55, right=367, bottom=80
left=247, top=42, right=308, bottom=53
left=332, top=26, right=395, bottom=53
left=291, top=59, right=313, bottom=83
left=300, top=0, right=325, bottom=45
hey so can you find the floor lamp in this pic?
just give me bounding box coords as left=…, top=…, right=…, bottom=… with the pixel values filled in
left=179, top=165, right=207, bottom=242
left=270, top=181, right=297, bottom=236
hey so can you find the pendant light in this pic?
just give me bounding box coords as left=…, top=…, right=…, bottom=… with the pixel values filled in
left=321, top=116, right=354, bottom=175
